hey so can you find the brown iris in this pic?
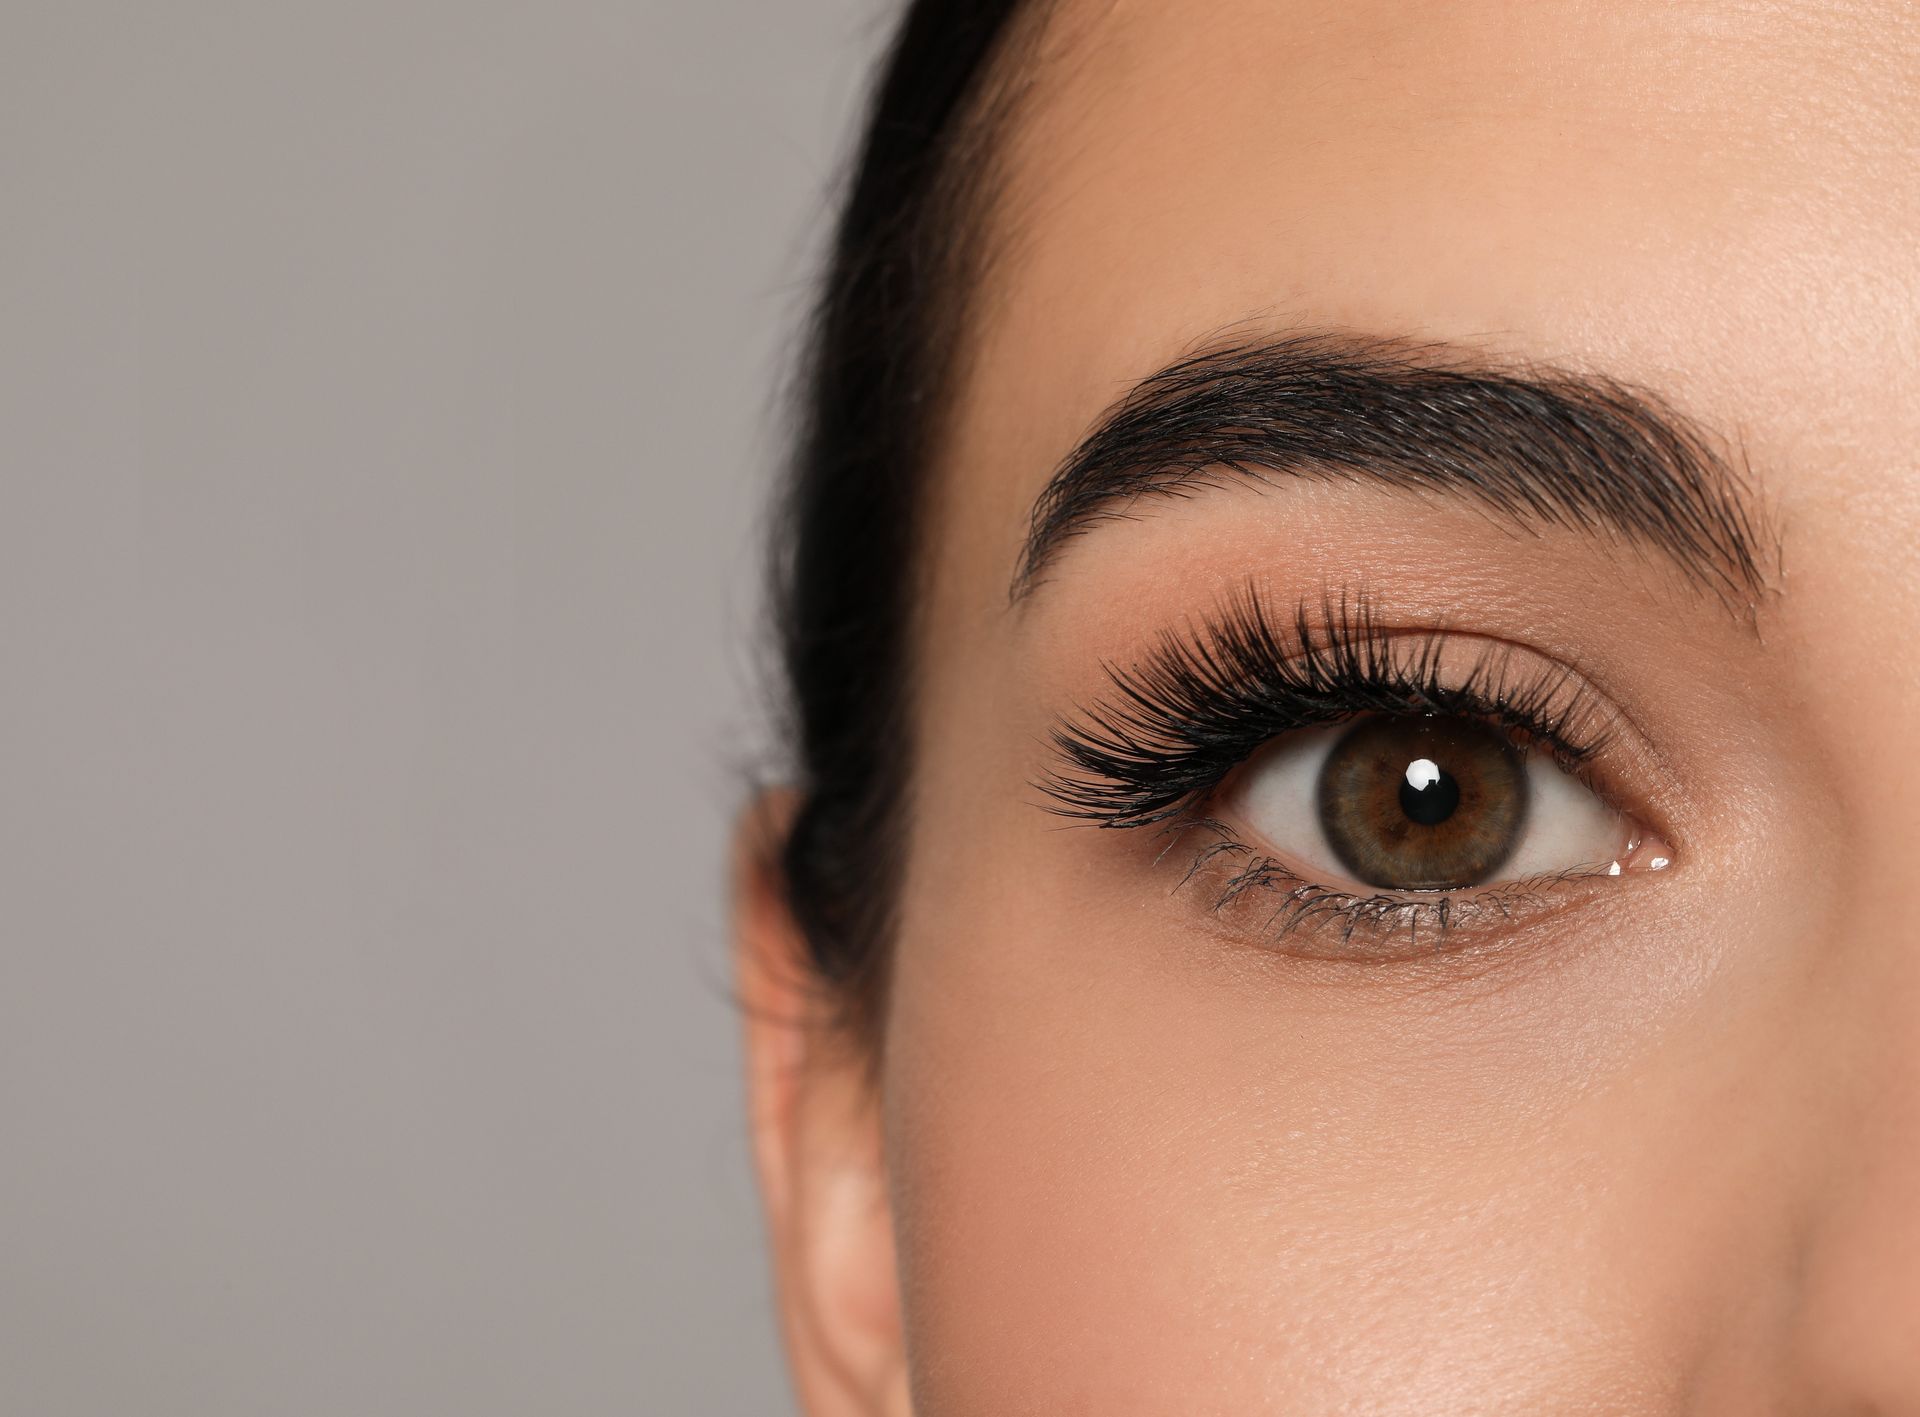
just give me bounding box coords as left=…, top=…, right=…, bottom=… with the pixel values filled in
left=1316, top=715, right=1529, bottom=890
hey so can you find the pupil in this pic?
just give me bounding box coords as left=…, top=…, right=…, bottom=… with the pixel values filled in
left=1398, top=757, right=1460, bottom=826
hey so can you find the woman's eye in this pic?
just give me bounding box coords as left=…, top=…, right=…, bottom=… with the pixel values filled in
left=1225, top=714, right=1645, bottom=892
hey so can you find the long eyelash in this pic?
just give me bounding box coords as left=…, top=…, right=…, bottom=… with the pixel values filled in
left=1037, top=586, right=1612, bottom=832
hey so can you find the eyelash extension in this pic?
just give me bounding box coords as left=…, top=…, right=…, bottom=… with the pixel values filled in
left=1036, top=586, right=1613, bottom=834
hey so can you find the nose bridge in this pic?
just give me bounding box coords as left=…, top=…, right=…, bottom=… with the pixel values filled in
left=1779, top=862, right=1920, bottom=1406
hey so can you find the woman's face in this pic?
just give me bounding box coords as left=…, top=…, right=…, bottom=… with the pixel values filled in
left=745, top=1, right=1920, bottom=1411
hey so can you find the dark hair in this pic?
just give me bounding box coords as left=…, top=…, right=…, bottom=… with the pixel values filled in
left=772, top=0, right=1041, bottom=1036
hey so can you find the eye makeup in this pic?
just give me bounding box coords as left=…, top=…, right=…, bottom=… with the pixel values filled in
left=1035, top=586, right=1672, bottom=958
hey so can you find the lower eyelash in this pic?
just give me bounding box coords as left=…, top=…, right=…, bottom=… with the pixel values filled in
left=1162, top=817, right=1608, bottom=959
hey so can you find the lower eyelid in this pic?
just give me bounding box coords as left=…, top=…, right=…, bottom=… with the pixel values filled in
left=1159, top=815, right=1630, bottom=964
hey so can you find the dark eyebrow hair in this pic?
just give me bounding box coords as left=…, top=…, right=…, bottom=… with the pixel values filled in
left=1013, top=333, right=1773, bottom=608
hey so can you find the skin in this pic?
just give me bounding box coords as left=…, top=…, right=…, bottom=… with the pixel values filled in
left=739, top=1, right=1920, bottom=1412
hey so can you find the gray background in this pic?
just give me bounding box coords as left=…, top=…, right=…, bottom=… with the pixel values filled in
left=1, top=2, right=884, bottom=1410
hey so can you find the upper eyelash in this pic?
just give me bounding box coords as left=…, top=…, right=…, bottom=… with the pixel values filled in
left=1036, top=586, right=1613, bottom=831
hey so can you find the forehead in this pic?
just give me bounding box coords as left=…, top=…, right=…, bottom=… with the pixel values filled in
left=933, top=0, right=1916, bottom=590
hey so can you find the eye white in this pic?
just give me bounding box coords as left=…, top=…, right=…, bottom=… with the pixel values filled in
left=1228, top=721, right=1631, bottom=888
left=1231, top=725, right=1342, bottom=873
left=1502, top=752, right=1626, bottom=879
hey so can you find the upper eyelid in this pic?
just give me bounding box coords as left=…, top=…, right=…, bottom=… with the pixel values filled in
left=1346, top=627, right=1668, bottom=774
left=1034, top=597, right=1666, bottom=832
left=1319, top=628, right=1649, bottom=781
left=1264, top=628, right=1614, bottom=754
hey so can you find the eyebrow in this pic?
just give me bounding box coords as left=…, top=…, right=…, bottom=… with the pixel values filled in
left=1012, top=333, right=1772, bottom=608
